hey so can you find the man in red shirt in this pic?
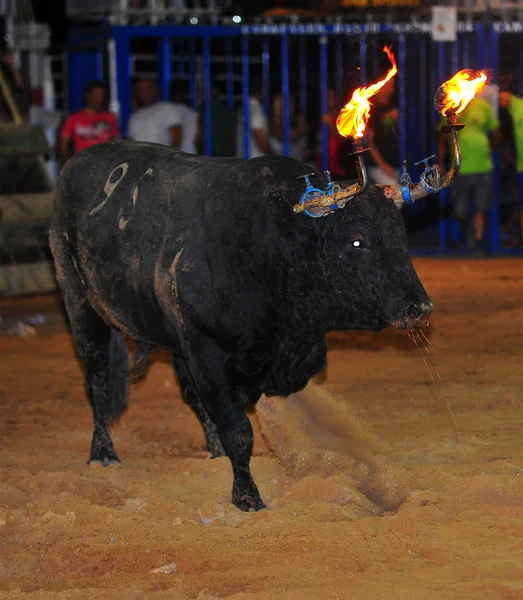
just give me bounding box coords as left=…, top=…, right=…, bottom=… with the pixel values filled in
left=59, top=81, right=119, bottom=163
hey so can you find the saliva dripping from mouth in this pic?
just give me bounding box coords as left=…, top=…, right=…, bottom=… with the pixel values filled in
left=406, top=328, right=461, bottom=442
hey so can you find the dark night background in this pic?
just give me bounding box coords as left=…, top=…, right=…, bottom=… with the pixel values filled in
left=32, top=0, right=68, bottom=47
left=30, top=1, right=322, bottom=48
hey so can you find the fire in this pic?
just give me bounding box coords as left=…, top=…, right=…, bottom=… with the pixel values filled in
left=336, top=46, right=397, bottom=139
left=434, top=69, right=487, bottom=116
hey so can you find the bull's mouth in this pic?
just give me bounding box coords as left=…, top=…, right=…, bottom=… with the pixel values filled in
left=391, top=315, right=431, bottom=331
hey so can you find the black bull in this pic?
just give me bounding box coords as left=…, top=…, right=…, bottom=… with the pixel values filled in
left=49, top=140, right=433, bottom=511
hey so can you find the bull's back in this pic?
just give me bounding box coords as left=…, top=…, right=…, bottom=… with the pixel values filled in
left=51, top=141, right=315, bottom=347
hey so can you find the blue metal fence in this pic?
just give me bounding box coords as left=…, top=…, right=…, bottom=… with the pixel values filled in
left=66, top=21, right=523, bottom=255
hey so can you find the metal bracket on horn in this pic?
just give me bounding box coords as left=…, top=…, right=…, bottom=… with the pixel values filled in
left=378, top=111, right=463, bottom=206
left=293, top=141, right=369, bottom=217
left=398, top=154, right=444, bottom=204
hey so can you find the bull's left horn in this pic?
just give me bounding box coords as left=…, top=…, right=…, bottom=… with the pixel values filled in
left=293, top=148, right=368, bottom=216
left=378, top=124, right=462, bottom=206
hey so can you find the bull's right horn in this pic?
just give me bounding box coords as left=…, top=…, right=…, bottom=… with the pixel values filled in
left=378, top=124, right=463, bottom=206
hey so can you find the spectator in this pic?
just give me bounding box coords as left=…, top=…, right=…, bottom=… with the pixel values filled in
left=269, top=93, right=307, bottom=160
left=366, top=79, right=400, bottom=185
left=128, top=77, right=182, bottom=147
left=171, top=79, right=199, bottom=155
left=438, top=95, right=501, bottom=254
left=236, top=76, right=272, bottom=159
left=197, top=82, right=236, bottom=157
left=59, top=81, right=119, bottom=164
left=499, top=86, right=523, bottom=243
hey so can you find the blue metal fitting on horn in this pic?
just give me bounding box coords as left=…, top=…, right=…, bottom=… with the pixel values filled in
left=296, top=171, right=340, bottom=218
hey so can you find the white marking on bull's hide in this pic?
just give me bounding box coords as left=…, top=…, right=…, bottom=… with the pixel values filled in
left=168, top=248, right=184, bottom=324
left=104, top=162, right=129, bottom=197
left=117, top=185, right=139, bottom=231
left=146, top=167, right=154, bottom=177
left=169, top=248, right=184, bottom=278
left=89, top=162, right=129, bottom=217
left=63, top=232, right=70, bottom=242
left=71, top=255, right=85, bottom=286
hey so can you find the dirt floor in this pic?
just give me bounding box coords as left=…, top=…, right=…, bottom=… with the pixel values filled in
left=2, top=258, right=523, bottom=599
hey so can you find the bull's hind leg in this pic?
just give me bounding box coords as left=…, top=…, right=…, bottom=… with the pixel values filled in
left=83, top=321, right=128, bottom=465
left=69, top=306, right=128, bottom=465
left=50, top=232, right=128, bottom=465
left=173, top=354, right=225, bottom=458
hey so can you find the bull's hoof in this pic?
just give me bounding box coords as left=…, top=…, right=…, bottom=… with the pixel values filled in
left=207, top=439, right=226, bottom=459
left=88, top=445, right=121, bottom=466
left=89, top=426, right=120, bottom=466
left=204, top=427, right=226, bottom=459
left=88, top=455, right=121, bottom=467
left=232, top=488, right=267, bottom=512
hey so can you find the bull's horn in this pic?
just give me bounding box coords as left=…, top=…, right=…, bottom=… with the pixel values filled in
left=377, top=125, right=462, bottom=206
left=293, top=150, right=368, bottom=215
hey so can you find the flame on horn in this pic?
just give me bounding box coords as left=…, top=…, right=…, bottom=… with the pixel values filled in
left=336, top=46, right=397, bottom=139
left=434, top=69, right=487, bottom=117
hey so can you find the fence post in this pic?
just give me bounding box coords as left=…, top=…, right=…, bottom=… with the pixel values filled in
left=113, top=27, right=131, bottom=138
left=159, top=37, right=171, bottom=101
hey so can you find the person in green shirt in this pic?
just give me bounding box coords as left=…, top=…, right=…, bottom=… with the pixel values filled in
left=499, top=88, right=523, bottom=240
left=438, top=96, right=501, bottom=253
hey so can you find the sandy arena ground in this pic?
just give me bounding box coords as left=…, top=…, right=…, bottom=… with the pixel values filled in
left=2, top=258, right=523, bottom=599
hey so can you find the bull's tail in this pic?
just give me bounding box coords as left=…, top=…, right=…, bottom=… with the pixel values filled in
left=128, top=341, right=154, bottom=379
left=105, top=327, right=130, bottom=423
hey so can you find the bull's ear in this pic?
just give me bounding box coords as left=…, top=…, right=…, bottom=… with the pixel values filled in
left=266, top=190, right=289, bottom=208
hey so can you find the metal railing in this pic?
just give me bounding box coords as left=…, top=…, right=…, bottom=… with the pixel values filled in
left=65, top=0, right=227, bottom=24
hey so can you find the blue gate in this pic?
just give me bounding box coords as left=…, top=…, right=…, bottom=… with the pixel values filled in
left=66, top=21, right=523, bottom=255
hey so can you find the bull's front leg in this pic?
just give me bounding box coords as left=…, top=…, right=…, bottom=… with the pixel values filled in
left=183, top=342, right=266, bottom=512
left=217, top=404, right=265, bottom=512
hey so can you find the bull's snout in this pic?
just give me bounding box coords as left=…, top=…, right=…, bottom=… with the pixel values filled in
left=395, top=301, right=433, bottom=330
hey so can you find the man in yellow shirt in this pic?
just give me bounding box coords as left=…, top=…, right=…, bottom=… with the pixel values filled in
left=499, top=88, right=523, bottom=242
left=438, top=96, right=500, bottom=254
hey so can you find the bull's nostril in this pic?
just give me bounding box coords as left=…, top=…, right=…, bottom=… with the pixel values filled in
left=405, top=303, right=423, bottom=319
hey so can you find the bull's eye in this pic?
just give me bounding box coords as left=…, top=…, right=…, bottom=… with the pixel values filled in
left=352, top=239, right=362, bottom=248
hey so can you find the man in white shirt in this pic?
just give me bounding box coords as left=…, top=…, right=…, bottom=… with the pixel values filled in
left=128, top=78, right=185, bottom=149
left=236, top=77, right=272, bottom=159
